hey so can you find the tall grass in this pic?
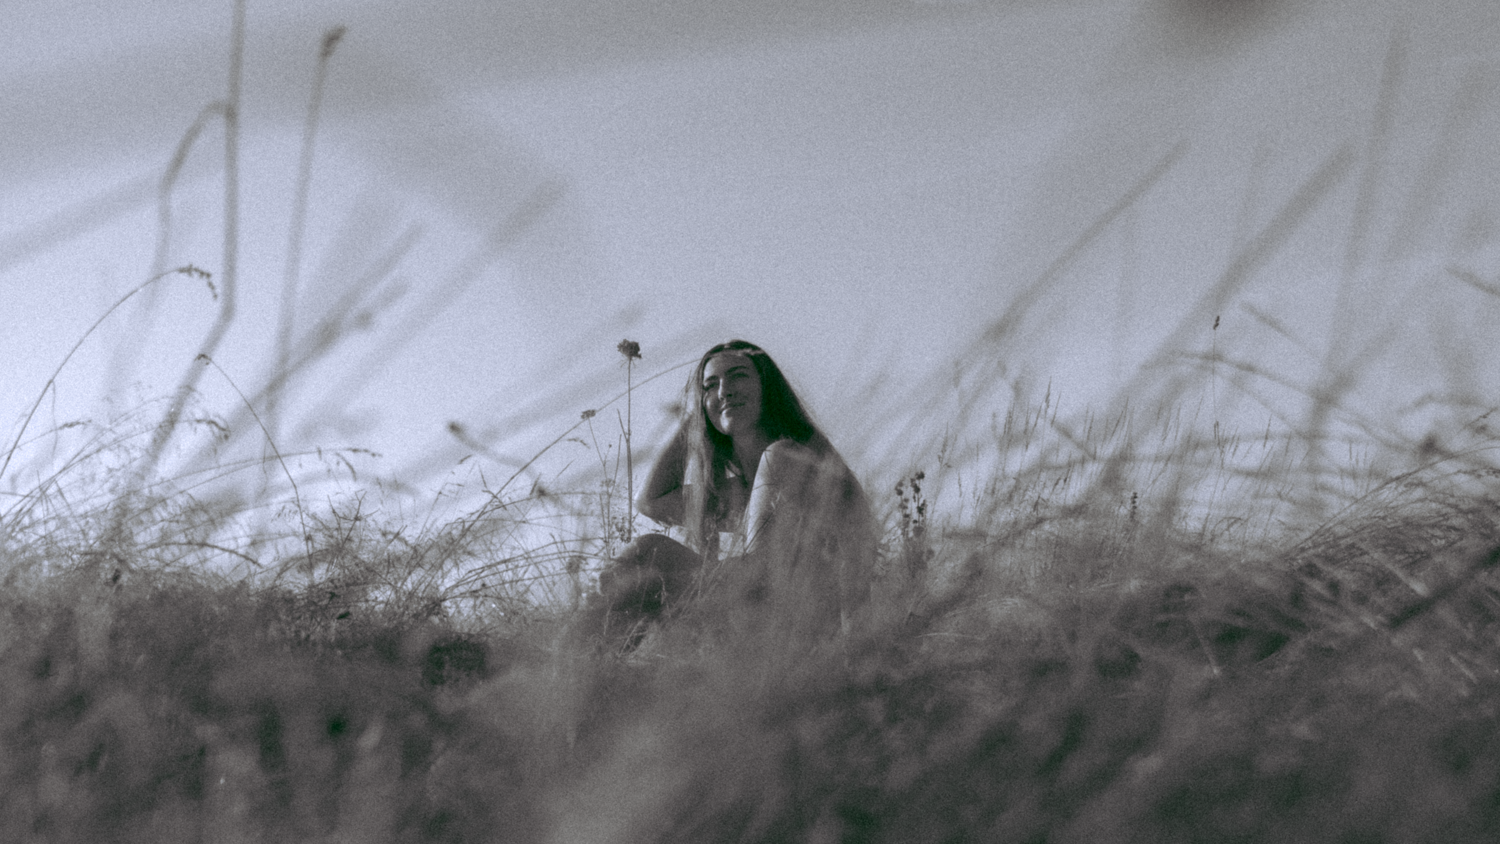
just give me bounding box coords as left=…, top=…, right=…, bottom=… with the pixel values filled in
left=7, top=8, right=1500, bottom=844
left=7, top=357, right=1500, bottom=842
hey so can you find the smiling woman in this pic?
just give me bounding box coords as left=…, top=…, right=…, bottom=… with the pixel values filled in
left=576, top=339, right=877, bottom=651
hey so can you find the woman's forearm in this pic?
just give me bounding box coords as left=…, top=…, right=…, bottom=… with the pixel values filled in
left=637, top=424, right=689, bottom=525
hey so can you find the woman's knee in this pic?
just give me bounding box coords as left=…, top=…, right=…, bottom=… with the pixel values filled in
left=623, top=532, right=678, bottom=559
left=618, top=533, right=697, bottom=571
left=598, top=563, right=655, bottom=598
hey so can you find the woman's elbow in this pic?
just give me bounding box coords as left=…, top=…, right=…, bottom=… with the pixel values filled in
left=636, top=493, right=660, bottom=520
left=638, top=493, right=682, bottom=526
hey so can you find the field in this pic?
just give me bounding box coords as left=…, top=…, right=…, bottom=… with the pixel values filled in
left=5, top=358, right=1500, bottom=843
left=9, top=4, right=1500, bottom=842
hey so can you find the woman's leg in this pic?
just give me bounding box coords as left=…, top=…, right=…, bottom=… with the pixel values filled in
left=575, top=534, right=702, bottom=650
left=598, top=533, right=701, bottom=613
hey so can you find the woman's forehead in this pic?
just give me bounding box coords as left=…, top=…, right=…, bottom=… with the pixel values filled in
left=703, top=352, right=755, bottom=378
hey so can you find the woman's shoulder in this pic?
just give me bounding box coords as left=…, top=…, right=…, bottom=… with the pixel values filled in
left=761, top=437, right=873, bottom=533
left=760, top=438, right=824, bottom=469
left=760, top=437, right=855, bottom=482
left=763, top=437, right=817, bottom=458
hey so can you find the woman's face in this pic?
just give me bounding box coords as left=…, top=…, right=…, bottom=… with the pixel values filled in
left=701, top=352, right=763, bottom=439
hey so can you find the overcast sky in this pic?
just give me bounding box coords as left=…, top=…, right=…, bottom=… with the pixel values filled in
left=5, top=0, right=1500, bottom=504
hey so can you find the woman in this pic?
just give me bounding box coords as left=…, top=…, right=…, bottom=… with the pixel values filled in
left=583, top=340, right=876, bottom=647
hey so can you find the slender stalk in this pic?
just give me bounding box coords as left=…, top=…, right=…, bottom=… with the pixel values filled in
left=270, top=25, right=345, bottom=441
left=104, top=102, right=226, bottom=395
left=437, top=354, right=690, bottom=573
left=0, top=266, right=210, bottom=485
left=141, top=0, right=244, bottom=474
left=617, top=340, right=641, bottom=542
left=197, top=354, right=314, bottom=567
left=625, top=354, right=634, bottom=541
left=220, top=0, right=243, bottom=346
left=108, top=0, right=245, bottom=552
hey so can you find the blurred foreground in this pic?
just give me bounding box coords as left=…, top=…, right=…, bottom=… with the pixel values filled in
left=5, top=392, right=1500, bottom=843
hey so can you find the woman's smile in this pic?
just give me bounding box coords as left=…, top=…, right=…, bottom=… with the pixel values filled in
left=702, top=352, right=762, bottom=437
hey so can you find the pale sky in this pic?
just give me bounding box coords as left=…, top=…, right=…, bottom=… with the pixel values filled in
left=5, top=0, right=1500, bottom=509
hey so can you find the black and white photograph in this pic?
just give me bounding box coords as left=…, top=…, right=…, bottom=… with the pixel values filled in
left=5, top=0, right=1500, bottom=840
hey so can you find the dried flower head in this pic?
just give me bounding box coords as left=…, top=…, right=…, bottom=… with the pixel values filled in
left=617, top=339, right=641, bottom=360
left=321, top=25, right=346, bottom=59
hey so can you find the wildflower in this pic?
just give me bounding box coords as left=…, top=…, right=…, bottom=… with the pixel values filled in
left=617, top=339, right=641, bottom=360
left=320, top=25, right=346, bottom=59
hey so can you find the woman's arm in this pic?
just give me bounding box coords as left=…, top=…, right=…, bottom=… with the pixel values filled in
left=636, top=423, right=690, bottom=526
left=744, top=440, right=819, bottom=553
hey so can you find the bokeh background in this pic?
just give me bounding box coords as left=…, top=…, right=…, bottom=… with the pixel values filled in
left=5, top=0, right=1500, bottom=504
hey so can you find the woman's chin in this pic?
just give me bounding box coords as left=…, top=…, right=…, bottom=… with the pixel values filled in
left=720, top=415, right=757, bottom=437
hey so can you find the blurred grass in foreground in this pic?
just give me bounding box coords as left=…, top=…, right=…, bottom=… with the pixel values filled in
left=4, top=386, right=1500, bottom=843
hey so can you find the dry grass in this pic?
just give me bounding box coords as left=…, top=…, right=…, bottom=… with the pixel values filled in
left=4, top=384, right=1500, bottom=842
left=9, top=9, right=1500, bottom=842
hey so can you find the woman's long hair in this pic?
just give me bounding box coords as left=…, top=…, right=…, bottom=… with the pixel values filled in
left=680, top=340, right=854, bottom=557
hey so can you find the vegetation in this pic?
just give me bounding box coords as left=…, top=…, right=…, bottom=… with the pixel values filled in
left=5, top=367, right=1500, bottom=842
left=9, top=7, right=1500, bottom=842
